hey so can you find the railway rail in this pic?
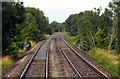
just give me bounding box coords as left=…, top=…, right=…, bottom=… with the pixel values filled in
left=57, top=40, right=82, bottom=78
left=48, top=36, right=78, bottom=77
left=45, top=38, right=51, bottom=79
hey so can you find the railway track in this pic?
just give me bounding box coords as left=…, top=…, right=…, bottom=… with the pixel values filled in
left=19, top=36, right=53, bottom=79
left=18, top=34, right=109, bottom=79
left=48, top=36, right=78, bottom=77
left=57, top=36, right=109, bottom=79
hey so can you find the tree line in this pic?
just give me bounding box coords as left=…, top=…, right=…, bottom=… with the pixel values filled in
left=2, top=2, right=51, bottom=59
left=2, top=1, right=120, bottom=60
left=64, top=1, right=120, bottom=53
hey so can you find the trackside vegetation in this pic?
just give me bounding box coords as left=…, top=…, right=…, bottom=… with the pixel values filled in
left=2, top=1, right=120, bottom=78
left=2, top=2, right=51, bottom=70
left=64, top=2, right=120, bottom=54
left=64, top=1, right=120, bottom=78
left=2, top=2, right=64, bottom=71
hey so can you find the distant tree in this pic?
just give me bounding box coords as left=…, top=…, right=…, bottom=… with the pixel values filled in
left=65, top=14, right=78, bottom=36
left=50, top=21, right=63, bottom=33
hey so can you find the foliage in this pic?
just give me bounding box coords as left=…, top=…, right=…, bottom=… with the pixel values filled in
left=2, top=2, right=25, bottom=55
left=95, top=28, right=110, bottom=49
left=2, top=2, right=50, bottom=59
left=65, top=14, right=78, bottom=36
left=50, top=21, right=63, bottom=33
left=64, top=2, right=119, bottom=53
left=25, top=7, right=49, bottom=33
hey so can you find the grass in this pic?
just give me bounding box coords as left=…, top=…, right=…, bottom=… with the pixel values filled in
left=88, top=48, right=119, bottom=78
left=64, top=34, right=76, bottom=45
left=0, top=58, right=2, bottom=74
left=2, top=56, right=14, bottom=71
left=2, top=40, right=38, bottom=71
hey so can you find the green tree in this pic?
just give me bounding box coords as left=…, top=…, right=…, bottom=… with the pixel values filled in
left=2, top=2, right=25, bottom=55
left=25, top=7, right=49, bottom=34
left=2, top=2, right=50, bottom=59
left=50, top=21, right=63, bottom=33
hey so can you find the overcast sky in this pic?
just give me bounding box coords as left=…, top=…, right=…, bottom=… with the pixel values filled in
left=23, top=0, right=112, bottom=23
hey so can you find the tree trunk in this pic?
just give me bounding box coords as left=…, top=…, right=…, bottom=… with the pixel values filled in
left=108, top=27, right=116, bottom=51
left=90, top=31, right=96, bottom=48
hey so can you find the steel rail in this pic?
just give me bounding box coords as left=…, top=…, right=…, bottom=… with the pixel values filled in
left=45, top=44, right=49, bottom=79
left=45, top=38, right=52, bottom=79
left=62, top=37, right=109, bottom=79
left=57, top=40, right=83, bottom=79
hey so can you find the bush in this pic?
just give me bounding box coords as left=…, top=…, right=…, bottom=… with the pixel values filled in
left=95, top=28, right=110, bottom=49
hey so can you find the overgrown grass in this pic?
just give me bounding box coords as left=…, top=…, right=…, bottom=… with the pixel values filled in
left=88, top=48, right=119, bottom=78
left=2, top=56, right=14, bottom=70
left=65, top=34, right=76, bottom=45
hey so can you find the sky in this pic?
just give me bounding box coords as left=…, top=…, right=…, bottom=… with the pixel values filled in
left=23, top=0, right=112, bottom=23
